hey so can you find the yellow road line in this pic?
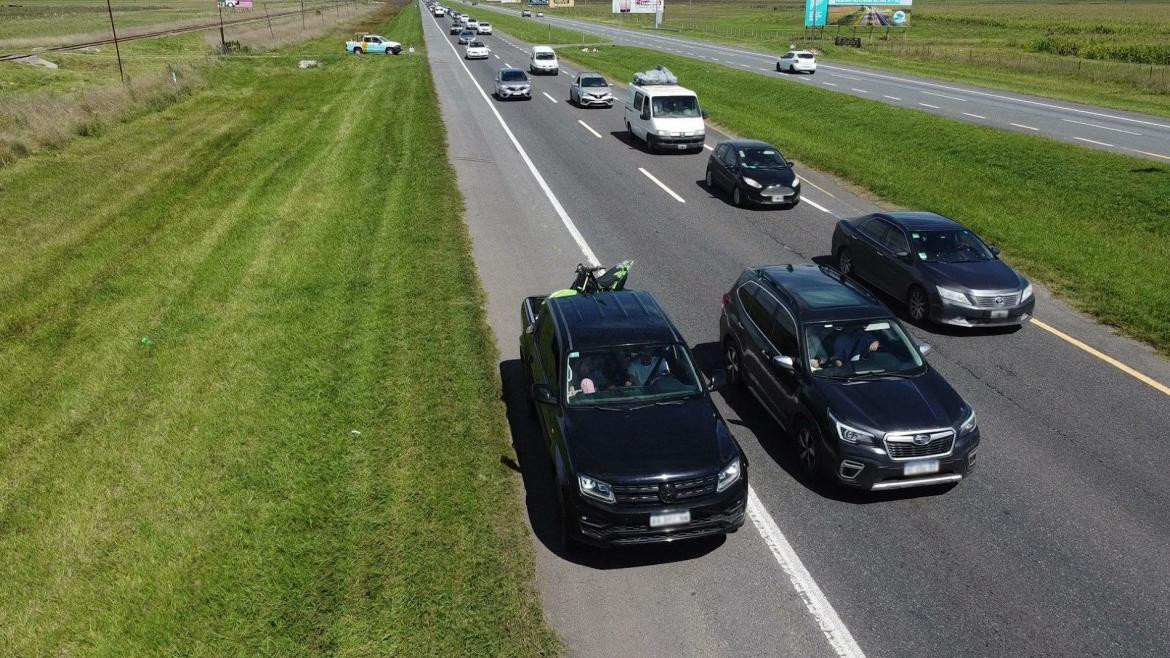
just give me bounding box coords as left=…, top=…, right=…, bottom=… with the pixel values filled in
left=1032, top=319, right=1170, bottom=397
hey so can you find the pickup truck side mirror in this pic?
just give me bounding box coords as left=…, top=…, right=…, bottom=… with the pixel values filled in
left=531, top=383, right=557, bottom=405
left=707, top=369, right=727, bottom=391
left=772, top=354, right=795, bottom=370
left=702, top=110, right=709, bottom=119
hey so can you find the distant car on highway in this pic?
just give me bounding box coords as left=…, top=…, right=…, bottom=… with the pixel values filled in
left=529, top=45, right=559, bottom=75
left=777, top=50, right=817, bottom=74
left=465, top=40, right=490, bottom=60
left=721, top=264, right=979, bottom=491
left=345, top=33, right=401, bottom=55
left=831, top=212, right=1035, bottom=327
left=521, top=289, right=747, bottom=546
left=569, top=72, right=614, bottom=107
left=706, top=140, right=801, bottom=208
left=494, top=67, right=532, bottom=100
left=536, top=11, right=544, bottom=16
left=457, top=29, right=476, bottom=44
left=466, top=18, right=479, bottom=29
left=522, top=9, right=532, bottom=17
left=477, top=22, right=492, bottom=34
left=449, top=22, right=463, bottom=34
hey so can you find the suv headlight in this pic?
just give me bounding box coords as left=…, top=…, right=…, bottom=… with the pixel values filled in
left=742, top=177, right=762, bottom=189
left=830, top=410, right=877, bottom=446
left=959, top=407, right=977, bottom=435
left=578, top=475, right=615, bottom=503
left=1021, top=283, right=1033, bottom=301
left=936, top=285, right=973, bottom=306
left=716, top=457, right=742, bottom=492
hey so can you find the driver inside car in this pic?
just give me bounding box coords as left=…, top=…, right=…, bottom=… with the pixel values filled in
left=626, top=350, right=667, bottom=386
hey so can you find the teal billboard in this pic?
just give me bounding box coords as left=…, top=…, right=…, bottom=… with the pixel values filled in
left=804, top=0, right=828, bottom=27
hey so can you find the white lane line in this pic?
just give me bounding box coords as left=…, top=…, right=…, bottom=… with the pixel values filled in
left=850, top=88, right=869, bottom=93
left=1130, top=148, right=1170, bottom=160
left=963, top=112, right=987, bottom=119
left=577, top=119, right=602, bottom=139
left=704, top=144, right=715, bottom=151
left=1074, top=136, right=1114, bottom=147
left=494, top=54, right=500, bottom=59
left=504, top=62, right=512, bottom=68
left=802, top=197, right=833, bottom=214
left=822, top=82, right=838, bottom=87
left=638, top=168, right=686, bottom=203
left=759, top=67, right=770, bottom=71
left=882, top=95, right=901, bottom=101
left=1011, top=122, right=1039, bottom=131
left=1061, top=118, right=1142, bottom=136
left=427, top=9, right=598, bottom=264
left=830, top=72, right=862, bottom=80
left=748, top=489, right=866, bottom=658
left=922, top=90, right=967, bottom=102
left=542, top=91, right=558, bottom=103
left=918, top=102, right=940, bottom=109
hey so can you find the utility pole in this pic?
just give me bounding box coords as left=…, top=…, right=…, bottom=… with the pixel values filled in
left=301, top=0, right=306, bottom=30
left=218, top=3, right=226, bottom=48
left=264, top=3, right=274, bottom=38
left=105, top=0, right=125, bottom=85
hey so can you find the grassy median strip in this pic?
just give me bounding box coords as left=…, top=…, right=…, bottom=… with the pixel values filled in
left=0, top=3, right=560, bottom=655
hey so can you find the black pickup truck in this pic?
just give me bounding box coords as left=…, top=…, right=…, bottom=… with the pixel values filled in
left=519, top=289, right=747, bottom=547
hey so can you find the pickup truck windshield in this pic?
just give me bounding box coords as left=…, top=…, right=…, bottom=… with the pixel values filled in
left=565, top=343, right=703, bottom=406
left=805, top=319, right=924, bottom=379
left=651, top=95, right=700, bottom=118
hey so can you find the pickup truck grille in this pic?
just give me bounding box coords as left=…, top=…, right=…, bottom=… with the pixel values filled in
left=884, top=430, right=955, bottom=461
left=611, top=475, right=718, bottom=506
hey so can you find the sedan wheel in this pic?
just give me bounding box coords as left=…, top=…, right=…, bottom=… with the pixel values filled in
left=797, top=424, right=820, bottom=475
left=724, top=340, right=743, bottom=388
left=908, top=286, right=930, bottom=324
left=838, top=247, right=854, bottom=277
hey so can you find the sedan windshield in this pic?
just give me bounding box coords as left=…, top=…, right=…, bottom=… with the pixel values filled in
left=565, top=344, right=703, bottom=406
left=651, top=95, right=700, bottom=118
left=911, top=229, right=994, bottom=263
left=581, top=76, right=608, bottom=87
left=501, top=70, right=527, bottom=82
left=738, top=147, right=789, bottom=170
left=805, top=319, right=924, bottom=379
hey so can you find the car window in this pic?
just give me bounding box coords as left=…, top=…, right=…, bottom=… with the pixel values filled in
left=534, top=308, right=557, bottom=382
left=650, top=95, right=700, bottom=118
left=737, top=147, right=788, bottom=170
left=911, top=229, right=995, bottom=263
left=858, top=218, right=888, bottom=244
left=501, top=70, right=526, bottom=82
left=713, top=144, right=727, bottom=161
left=880, top=222, right=909, bottom=254
left=721, top=147, right=736, bottom=167
left=782, top=52, right=793, bottom=59
left=769, top=301, right=799, bottom=356
left=739, top=283, right=777, bottom=341
left=805, top=319, right=924, bottom=378
left=581, top=76, right=607, bottom=87
left=798, top=53, right=815, bottom=59
left=565, top=344, right=703, bottom=406
left=633, top=91, right=645, bottom=111
left=535, top=52, right=555, bottom=61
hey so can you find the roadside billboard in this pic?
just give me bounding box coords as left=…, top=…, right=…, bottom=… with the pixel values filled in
left=549, top=0, right=575, bottom=7
left=613, top=0, right=662, bottom=14
left=804, top=0, right=828, bottom=27
left=827, top=0, right=911, bottom=27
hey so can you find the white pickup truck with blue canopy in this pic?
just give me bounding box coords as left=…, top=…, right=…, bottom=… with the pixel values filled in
left=345, top=34, right=401, bottom=55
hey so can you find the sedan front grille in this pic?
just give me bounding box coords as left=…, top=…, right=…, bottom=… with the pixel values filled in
left=884, top=429, right=955, bottom=461
left=611, top=475, right=718, bottom=506
left=973, top=293, right=1020, bottom=308
left=762, top=185, right=795, bottom=196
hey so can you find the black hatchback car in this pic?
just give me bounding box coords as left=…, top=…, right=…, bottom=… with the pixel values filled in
left=520, top=290, right=747, bottom=546
left=720, top=265, right=979, bottom=491
left=831, top=212, right=1034, bottom=327
left=705, top=140, right=801, bottom=208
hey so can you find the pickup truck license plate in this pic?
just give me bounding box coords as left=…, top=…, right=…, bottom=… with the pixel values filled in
left=676, top=144, right=688, bottom=150
left=650, top=510, right=691, bottom=528
left=990, top=310, right=1009, bottom=319
left=903, top=460, right=940, bottom=477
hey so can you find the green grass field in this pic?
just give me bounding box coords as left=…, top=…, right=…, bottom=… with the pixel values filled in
left=0, top=3, right=561, bottom=654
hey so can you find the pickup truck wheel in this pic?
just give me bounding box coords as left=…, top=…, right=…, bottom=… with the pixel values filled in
left=353, top=47, right=363, bottom=54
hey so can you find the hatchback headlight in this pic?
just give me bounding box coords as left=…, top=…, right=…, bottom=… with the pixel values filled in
left=936, top=286, right=973, bottom=306
left=959, top=408, right=977, bottom=435
left=578, top=475, right=615, bottom=503
left=742, top=177, right=762, bottom=189
left=716, top=457, right=742, bottom=492
left=1021, top=283, right=1033, bottom=301
left=792, top=175, right=801, bottom=187
left=830, top=411, right=876, bottom=446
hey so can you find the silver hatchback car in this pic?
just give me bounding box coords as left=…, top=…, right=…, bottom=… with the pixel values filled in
left=494, top=68, right=532, bottom=101
left=568, top=72, right=614, bottom=107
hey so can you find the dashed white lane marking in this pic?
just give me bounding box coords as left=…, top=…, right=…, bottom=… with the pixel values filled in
left=922, top=90, right=967, bottom=102
left=1061, top=118, right=1141, bottom=136
left=851, top=88, right=868, bottom=93
left=494, top=54, right=499, bottom=59
left=1011, top=122, right=1040, bottom=131
left=504, top=62, right=512, bottom=68
left=759, top=67, right=770, bottom=71
left=802, top=197, right=833, bottom=214
left=883, top=95, right=901, bottom=101
left=638, top=167, right=686, bottom=203
left=542, top=91, right=558, bottom=103
left=918, top=102, right=940, bottom=109
left=577, top=119, right=602, bottom=139
left=830, top=72, right=861, bottom=80
left=963, top=112, right=987, bottom=119
left=704, top=144, right=715, bottom=151
left=823, top=82, right=838, bottom=87
left=1074, top=136, right=1114, bottom=147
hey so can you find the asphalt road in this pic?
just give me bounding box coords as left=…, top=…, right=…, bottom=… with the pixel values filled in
left=422, top=8, right=1170, bottom=656
left=471, top=3, right=1170, bottom=163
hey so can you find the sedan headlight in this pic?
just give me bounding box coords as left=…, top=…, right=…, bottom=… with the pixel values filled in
left=829, top=410, right=877, bottom=446
left=742, top=177, right=763, bottom=189
left=716, top=457, right=742, bottom=492
left=936, top=285, right=973, bottom=306
left=578, top=475, right=615, bottom=503
left=1021, top=283, right=1033, bottom=301
left=959, top=407, right=977, bottom=435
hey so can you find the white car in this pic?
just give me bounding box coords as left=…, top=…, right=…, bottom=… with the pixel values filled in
left=465, top=41, right=490, bottom=60
left=466, top=19, right=479, bottom=29
left=776, top=50, right=817, bottom=74
left=529, top=45, right=558, bottom=75
left=477, top=22, right=492, bottom=34
left=536, top=11, right=544, bottom=17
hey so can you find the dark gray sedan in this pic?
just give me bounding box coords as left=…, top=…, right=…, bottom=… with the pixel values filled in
left=831, top=211, right=1035, bottom=327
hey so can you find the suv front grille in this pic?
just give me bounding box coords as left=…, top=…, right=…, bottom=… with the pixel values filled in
left=973, top=293, right=1019, bottom=308
left=611, top=475, right=718, bottom=506
left=884, top=429, right=955, bottom=461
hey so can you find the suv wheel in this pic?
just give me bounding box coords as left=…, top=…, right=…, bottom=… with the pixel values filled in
left=907, top=285, right=930, bottom=324
left=724, top=340, right=744, bottom=388
left=837, top=247, right=854, bottom=277
left=796, top=422, right=821, bottom=476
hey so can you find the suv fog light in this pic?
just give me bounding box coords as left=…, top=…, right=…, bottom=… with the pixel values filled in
left=839, top=460, right=865, bottom=480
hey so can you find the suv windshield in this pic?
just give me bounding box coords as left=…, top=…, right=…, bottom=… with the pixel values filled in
left=912, top=229, right=994, bottom=263
left=738, top=147, right=789, bottom=170
left=501, top=70, right=527, bottom=82
left=581, top=76, right=608, bottom=87
left=805, top=319, right=924, bottom=379
left=565, top=343, right=703, bottom=406
left=651, top=95, right=700, bottom=118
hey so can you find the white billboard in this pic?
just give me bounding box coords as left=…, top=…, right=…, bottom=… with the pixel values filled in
left=613, top=0, right=662, bottom=14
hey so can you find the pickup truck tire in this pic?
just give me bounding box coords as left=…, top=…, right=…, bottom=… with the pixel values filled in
left=353, top=47, right=363, bottom=54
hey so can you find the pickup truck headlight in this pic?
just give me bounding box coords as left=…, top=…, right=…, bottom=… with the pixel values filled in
left=716, top=457, right=742, bottom=492
left=936, top=285, right=973, bottom=306
left=578, top=475, right=615, bottom=503
left=1021, top=283, right=1033, bottom=301
left=742, top=177, right=763, bottom=189
left=830, top=410, right=877, bottom=446
left=959, top=408, right=977, bottom=435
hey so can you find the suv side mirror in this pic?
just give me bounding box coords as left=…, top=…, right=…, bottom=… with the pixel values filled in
left=531, top=383, right=557, bottom=405
left=707, top=369, right=727, bottom=391
left=772, top=354, right=795, bottom=370
left=895, top=250, right=912, bottom=262
left=989, top=245, right=1001, bottom=257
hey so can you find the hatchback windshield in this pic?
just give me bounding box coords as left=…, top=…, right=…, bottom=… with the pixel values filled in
left=805, top=319, right=924, bottom=379
left=911, top=229, right=994, bottom=263
left=651, top=95, right=701, bottom=118
left=738, top=147, right=789, bottom=170
left=565, top=343, right=703, bottom=406
left=501, top=70, right=527, bottom=82
left=535, top=52, right=555, bottom=61
left=581, top=76, right=608, bottom=87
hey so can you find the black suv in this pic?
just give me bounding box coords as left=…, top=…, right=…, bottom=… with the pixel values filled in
left=720, top=264, right=979, bottom=491
left=520, top=290, right=747, bottom=546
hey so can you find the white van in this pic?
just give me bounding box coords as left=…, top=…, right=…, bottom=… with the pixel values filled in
left=624, top=83, right=706, bottom=153
left=529, top=46, right=558, bottom=75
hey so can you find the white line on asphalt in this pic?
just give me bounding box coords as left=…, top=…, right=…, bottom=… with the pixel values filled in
left=1011, top=123, right=1039, bottom=131
left=759, top=67, right=770, bottom=71
left=638, top=168, right=686, bottom=203
left=1061, top=118, right=1141, bottom=135
left=823, top=82, right=838, bottom=87
left=1129, top=149, right=1170, bottom=160
left=577, top=119, right=602, bottom=139
left=802, top=197, right=833, bottom=214
left=883, top=95, right=901, bottom=101
left=922, top=90, right=967, bottom=102
left=963, top=112, right=987, bottom=119
left=748, top=489, right=866, bottom=658
left=1074, top=136, right=1114, bottom=147
left=830, top=73, right=862, bottom=80
left=800, top=177, right=838, bottom=199
left=494, top=54, right=500, bottom=59
left=504, top=62, right=512, bottom=68
left=704, top=144, right=715, bottom=151
left=542, top=91, right=558, bottom=103
left=918, top=102, right=941, bottom=109
left=428, top=10, right=599, bottom=264
left=851, top=88, right=869, bottom=93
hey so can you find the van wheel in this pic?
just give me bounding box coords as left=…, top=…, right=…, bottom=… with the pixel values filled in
left=796, top=421, right=822, bottom=477
left=907, top=285, right=930, bottom=324
left=724, top=340, right=744, bottom=388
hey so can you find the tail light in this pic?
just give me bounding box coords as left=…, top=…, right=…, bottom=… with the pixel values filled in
left=722, top=292, right=730, bottom=307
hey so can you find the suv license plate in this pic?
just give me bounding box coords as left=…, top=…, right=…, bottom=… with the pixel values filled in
left=650, top=510, right=691, bottom=528
left=903, top=460, right=940, bottom=477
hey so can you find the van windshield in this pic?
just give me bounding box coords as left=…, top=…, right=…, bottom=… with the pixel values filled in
left=565, top=344, right=703, bottom=406
left=651, top=95, right=700, bottom=118
left=535, top=52, right=556, bottom=61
